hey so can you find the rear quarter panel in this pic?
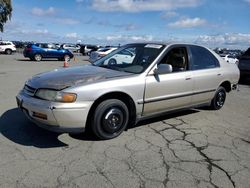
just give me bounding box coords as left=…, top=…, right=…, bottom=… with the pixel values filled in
left=213, top=51, right=240, bottom=85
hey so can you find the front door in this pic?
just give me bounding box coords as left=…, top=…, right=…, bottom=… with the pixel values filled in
left=143, top=46, right=194, bottom=116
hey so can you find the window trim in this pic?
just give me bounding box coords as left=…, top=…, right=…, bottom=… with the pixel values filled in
left=155, top=45, right=191, bottom=74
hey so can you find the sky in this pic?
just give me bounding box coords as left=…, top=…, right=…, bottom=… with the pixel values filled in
left=1, top=0, right=250, bottom=49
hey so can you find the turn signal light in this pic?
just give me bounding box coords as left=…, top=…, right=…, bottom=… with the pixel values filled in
left=32, top=111, right=47, bottom=120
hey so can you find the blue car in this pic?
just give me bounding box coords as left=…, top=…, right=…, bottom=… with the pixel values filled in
left=23, top=43, right=74, bottom=61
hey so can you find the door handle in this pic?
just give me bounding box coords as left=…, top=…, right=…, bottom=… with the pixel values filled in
left=217, top=73, right=221, bottom=76
left=185, top=77, right=192, bottom=80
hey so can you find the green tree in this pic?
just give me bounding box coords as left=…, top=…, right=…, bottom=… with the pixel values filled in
left=0, top=0, right=12, bottom=32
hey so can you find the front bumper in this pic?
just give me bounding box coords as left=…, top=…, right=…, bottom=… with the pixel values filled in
left=16, top=92, right=93, bottom=133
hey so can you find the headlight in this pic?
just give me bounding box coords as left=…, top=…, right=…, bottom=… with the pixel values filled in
left=35, top=89, right=77, bottom=103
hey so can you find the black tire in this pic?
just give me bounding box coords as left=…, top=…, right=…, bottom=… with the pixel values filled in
left=91, top=99, right=129, bottom=139
left=34, top=54, right=42, bottom=61
left=210, top=86, right=226, bottom=110
left=5, top=49, right=12, bottom=55
left=108, top=58, right=117, bottom=66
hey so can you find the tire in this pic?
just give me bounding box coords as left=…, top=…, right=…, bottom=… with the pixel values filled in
left=91, top=99, right=129, bottom=139
left=34, top=54, right=42, bottom=61
left=5, top=49, right=12, bottom=55
left=108, top=58, right=117, bottom=66
left=210, top=86, right=226, bottom=110
left=64, top=54, right=70, bottom=62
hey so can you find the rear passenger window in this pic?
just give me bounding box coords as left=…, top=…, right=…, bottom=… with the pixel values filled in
left=190, top=46, right=219, bottom=70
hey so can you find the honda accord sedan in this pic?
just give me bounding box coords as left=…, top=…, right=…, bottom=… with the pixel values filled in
left=16, top=43, right=240, bottom=139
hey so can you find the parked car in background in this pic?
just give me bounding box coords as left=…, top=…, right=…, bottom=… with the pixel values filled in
left=61, top=43, right=80, bottom=53
left=80, top=44, right=99, bottom=55
left=89, top=47, right=117, bottom=62
left=12, top=41, right=25, bottom=49
left=17, top=43, right=239, bottom=139
left=238, top=48, right=250, bottom=79
left=0, top=41, right=16, bottom=54
left=220, top=54, right=239, bottom=65
left=23, top=43, right=74, bottom=61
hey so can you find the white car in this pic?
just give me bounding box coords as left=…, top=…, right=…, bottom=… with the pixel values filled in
left=61, top=43, right=80, bottom=53
left=89, top=47, right=117, bottom=62
left=106, top=49, right=135, bottom=65
left=220, top=54, right=239, bottom=65
left=81, top=45, right=99, bottom=55
left=0, top=41, right=16, bottom=54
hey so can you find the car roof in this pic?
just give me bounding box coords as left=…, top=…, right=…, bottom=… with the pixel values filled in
left=123, top=42, right=208, bottom=48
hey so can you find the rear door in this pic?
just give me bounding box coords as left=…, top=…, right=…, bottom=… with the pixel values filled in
left=188, top=45, right=222, bottom=105
left=47, top=44, right=60, bottom=58
left=39, top=44, right=51, bottom=57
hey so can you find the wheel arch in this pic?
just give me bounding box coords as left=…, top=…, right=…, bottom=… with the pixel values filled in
left=33, top=53, right=43, bottom=57
left=86, top=91, right=137, bottom=131
left=5, top=48, right=12, bottom=54
left=219, top=81, right=231, bottom=92
left=5, top=48, right=12, bottom=51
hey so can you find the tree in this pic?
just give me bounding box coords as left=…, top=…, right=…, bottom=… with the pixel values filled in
left=0, top=0, right=12, bottom=32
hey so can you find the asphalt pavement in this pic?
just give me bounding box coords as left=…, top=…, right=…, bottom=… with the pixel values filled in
left=0, top=53, right=250, bottom=188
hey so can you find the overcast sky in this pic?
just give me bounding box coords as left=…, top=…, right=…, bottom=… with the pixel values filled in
left=1, top=0, right=250, bottom=49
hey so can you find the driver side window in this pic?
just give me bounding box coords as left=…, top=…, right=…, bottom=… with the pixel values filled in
left=159, top=47, right=189, bottom=72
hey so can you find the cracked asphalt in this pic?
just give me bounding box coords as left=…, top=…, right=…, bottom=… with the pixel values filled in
left=0, top=54, right=250, bottom=188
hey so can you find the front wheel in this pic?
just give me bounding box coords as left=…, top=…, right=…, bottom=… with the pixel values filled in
left=91, top=99, right=129, bottom=139
left=210, top=86, right=226, bottom=110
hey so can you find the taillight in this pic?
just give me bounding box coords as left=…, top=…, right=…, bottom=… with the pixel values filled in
left=26, top=47, right=32, bottom=52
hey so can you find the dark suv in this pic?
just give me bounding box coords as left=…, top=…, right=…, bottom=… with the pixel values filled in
left=238, top=48, right=250, bottom=79
left=80, top=44, right=98, bottom=55
left=23, top=43, right=74, bottom=61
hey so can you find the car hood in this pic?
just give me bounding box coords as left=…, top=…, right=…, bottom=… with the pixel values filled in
left=27, top=65, right=133, bottom=90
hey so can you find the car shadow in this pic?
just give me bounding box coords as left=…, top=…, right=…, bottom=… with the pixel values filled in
left=0, top=108, right=68, bottom=148
left=70, top=109, right=200, bottom=141
left=16, top=59, right=62, bottom=62
left=133, top=109, right=200, bottom=129
left=69, top=131, right=99, bottom=141
left=0, top=108, right=200, bottom=144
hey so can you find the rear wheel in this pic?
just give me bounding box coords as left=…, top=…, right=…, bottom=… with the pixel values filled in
left=210, top=86, right=226, bottom=110
left=34, top=54, right=42, bottom=61
left=91, top=99, right=129, bottom=139
left=64, top=54, right=70, bottom=62
left=5, top=49, right=12, bottom=55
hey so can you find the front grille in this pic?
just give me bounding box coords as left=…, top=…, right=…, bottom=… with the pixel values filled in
left=23, top=84, right=36, bottom=96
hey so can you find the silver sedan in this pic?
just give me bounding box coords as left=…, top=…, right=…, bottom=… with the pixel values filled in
left=16, top=43, right=240, bottom=139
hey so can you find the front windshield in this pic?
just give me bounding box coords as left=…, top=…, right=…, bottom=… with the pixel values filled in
left=93, top=44, right=165, bottom=74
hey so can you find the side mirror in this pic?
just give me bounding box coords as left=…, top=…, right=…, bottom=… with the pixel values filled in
left=154, top=64, right=172, bottom=75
